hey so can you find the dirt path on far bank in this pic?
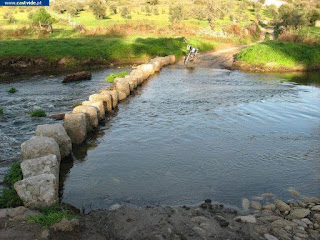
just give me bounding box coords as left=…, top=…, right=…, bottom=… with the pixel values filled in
left=177, top=45, right=250, bottom=69
left=177, top=27, right=274, bottom=69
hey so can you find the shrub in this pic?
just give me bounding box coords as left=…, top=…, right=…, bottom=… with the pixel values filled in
left=30, top=109, right=47, bottom=117
left=169, top=4, right=183, bottom=25
left=0, top=188, right=23, bottom=208
left=27, top=204, right=75, bottom=226
left=8, top=87, right=17, bottom=93
left=32, top=8, right=53, bottom=25
left=105, top=71, right=129, bottom=82
left=265, top=32, right=270, bottom=41
left=4, top=162, right=22, bottom=186
left=89, top=0, right=107, bottom=20
left=120, top=7, right=131, bottom=19
left=0, top=162, right=23, bottom=208
left=0, top=108, right=3, bottom=115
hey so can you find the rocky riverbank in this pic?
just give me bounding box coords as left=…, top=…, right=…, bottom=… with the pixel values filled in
left=1, top=193, right=320, bottom=240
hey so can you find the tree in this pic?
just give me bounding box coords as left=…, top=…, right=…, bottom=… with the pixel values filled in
left=32, top=8, right=53, bottom=25
left=120, top=7, right=131, bottom=19
left=266, top=4, right=278, bottom=22
left=205, top=0, right=234, bottom=30
left=89, top=0, right=107, bottom=20
left=110, top=4, right=117, bottom=15
left=169, top=4, right=183, bottom=25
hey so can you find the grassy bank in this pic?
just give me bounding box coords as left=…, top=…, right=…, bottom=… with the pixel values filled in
left=236, top=41, right=320, bottom=71
left=0, top=36, right=215, bottom=63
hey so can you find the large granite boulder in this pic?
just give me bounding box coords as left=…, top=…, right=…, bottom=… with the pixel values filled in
left=62, top=71, right=91, bottom=83
left=168, top=55, right=176, bottom=64
left=129, top=69, right=145, bottom=84
left=115, top=78, right=130, bottom=100
left=100, top=90, right=119, bottom=109
left=89, top=94, right=112, bottom=112
left=124, top=76, right=138, bottom=91
left=35, top=123, right=72, bottom=159
left=21, top=136, right=61, bottom=162
left=21, top=154, right=59, bottom=180
left=14, top=174, right=58, bottom=209
left=64, top=113, right=87, bottom=145
left=149, top=59, right=161, bottom=72
left=137, top=64, right=155, bottom=76
left=82, top=100, right=105, bottom=120
left=73, top=105, right=99, bottom=128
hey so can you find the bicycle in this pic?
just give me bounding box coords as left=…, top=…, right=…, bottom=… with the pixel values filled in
left=184, top=45, right=199, bottom=65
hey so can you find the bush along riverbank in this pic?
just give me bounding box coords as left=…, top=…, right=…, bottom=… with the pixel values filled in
left=233, top=41, right=320, bottom=72
left=0, top=36, right=215, bottom=77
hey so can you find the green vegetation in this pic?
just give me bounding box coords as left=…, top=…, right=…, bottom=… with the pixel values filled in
left=72, top=102, right=82, bottom=107
left=0, top=162, right=23, bottom=208
left=0, top=108, right=3, bottom=115
left=236, top=41, right=320, bottom=69
left=27, top=204, right=75, bottom=226
left=8, top=87, right=17, bottom=93
left=3, top=162, right=23, bottom=185
left=105, top=71, right=129, bottom=82
left=0, top=37, right=215, bottom=62
left=32, top=8, right=53, bottom=25
left=265, top=32, right=270, bottom=41
left=30, top=109, right=47, bottom=117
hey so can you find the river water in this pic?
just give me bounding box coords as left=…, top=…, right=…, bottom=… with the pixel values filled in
left=1, top=67, right=320, bottom=211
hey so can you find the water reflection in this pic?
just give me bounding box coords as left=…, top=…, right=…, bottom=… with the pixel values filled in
left=278, top=72, right=320, bottom=87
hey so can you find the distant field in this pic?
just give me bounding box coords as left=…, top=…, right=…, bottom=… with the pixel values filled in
left=0, top=2, right=269, bottom=36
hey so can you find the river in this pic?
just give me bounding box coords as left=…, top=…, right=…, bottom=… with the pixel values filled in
left=1, top=67, right=319, bottom=212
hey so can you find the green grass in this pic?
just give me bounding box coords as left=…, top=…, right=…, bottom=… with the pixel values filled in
left=0, top=36, right=215, bottom=62
left=236, top=41, right=320, bottom=69
left=8, top=87, right=17, bottom=93
left=105, top=71, right=129, bottom=82
left=27, top=204, right=75, bottom=226
left=30, top=109, right=47, bottom=117
left=265, top=32, right=270, bottom=41
left=0, top=108, right=3, bottom=115
left=0, top=162, right=23, bottom=208
left=4, top=162, right=22, bottom=185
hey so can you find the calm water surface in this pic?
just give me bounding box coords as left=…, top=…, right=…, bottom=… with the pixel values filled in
left=1, top=67, right=320, bottom=211
left=62, top=67, right=320, bottom=211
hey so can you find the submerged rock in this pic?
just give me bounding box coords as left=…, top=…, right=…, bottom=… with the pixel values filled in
left=62, top=71, right=91, bottom=83
left=287, top=209, right=310, bottom=220
left=275, top=200, right=290, bottom=212
left=242, top=198, right=250, bottom=211
left=234, top=215, right=257, bottom=223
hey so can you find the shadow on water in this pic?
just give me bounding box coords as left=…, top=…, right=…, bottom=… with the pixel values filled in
left=277, top=71, right=320, bottom=87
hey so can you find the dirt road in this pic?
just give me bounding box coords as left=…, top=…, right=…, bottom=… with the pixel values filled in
left=177, top=27, right=274, bottom=69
